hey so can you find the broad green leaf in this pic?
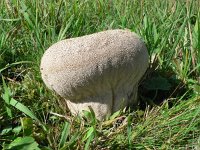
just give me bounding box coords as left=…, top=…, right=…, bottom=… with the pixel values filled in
left=6, top=136, right=40, bottom=150
left=144, top=76, right=171, bottom=90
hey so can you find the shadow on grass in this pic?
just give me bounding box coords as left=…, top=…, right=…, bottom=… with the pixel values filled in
left=138, top=68, right=189, bottom=110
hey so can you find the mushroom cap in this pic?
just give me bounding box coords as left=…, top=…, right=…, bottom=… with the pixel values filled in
left=40, top=29, right=148, bottom=120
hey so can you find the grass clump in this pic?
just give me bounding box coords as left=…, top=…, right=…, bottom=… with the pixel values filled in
left=0, top=0, right=200, bottom=149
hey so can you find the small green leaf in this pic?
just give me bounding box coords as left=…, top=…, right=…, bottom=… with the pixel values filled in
left=82, top=106, right=97, bottom=125
left=21, top=117, right=33, bottom=136
left=12, top=126, right=22, bottom=135
left=82, top=110, right=91, bottom=120
left=110, top=110, right=121, bottom=120
left=0, top=127, right=12, bottom=135
left=5, top=136, right=40, bottom=150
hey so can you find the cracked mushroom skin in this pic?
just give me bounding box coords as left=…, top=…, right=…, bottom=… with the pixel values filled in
left=40, top=29, right=149, bottom=120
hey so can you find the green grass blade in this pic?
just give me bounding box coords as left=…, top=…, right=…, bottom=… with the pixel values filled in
left=168, top=17, right=187, bottom=64
left=9, top=97, right=40, bottom=122
left=68, top=132, right=81, bottom=147
left=0, top=61, right=33, bottom=73
left=84, top=133, right=94, bottom=150
left=2, top=76, right=12, bottom=118
left=83, top=126, right=95, bottom=142
left=58, top=15, right=74, bottom=41
left=59, top=121, right=70, bottom=148
left=0, top=18, right=21, bottom=21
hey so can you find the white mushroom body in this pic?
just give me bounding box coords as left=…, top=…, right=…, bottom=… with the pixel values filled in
left=40, top=29, right=149, bottom=120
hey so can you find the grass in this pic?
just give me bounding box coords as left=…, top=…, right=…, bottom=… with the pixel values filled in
left=0, top=0, right=200, bottom=149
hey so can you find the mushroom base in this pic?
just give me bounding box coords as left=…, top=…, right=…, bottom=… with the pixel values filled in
left=65, top=84, right=138, bottom=120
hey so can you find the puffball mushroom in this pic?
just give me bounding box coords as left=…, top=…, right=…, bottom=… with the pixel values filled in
left=40, top=29, right=149, bottom=120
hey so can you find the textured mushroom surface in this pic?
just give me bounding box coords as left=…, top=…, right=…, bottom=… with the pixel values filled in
left=40, top=29, right=149, bottom=120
